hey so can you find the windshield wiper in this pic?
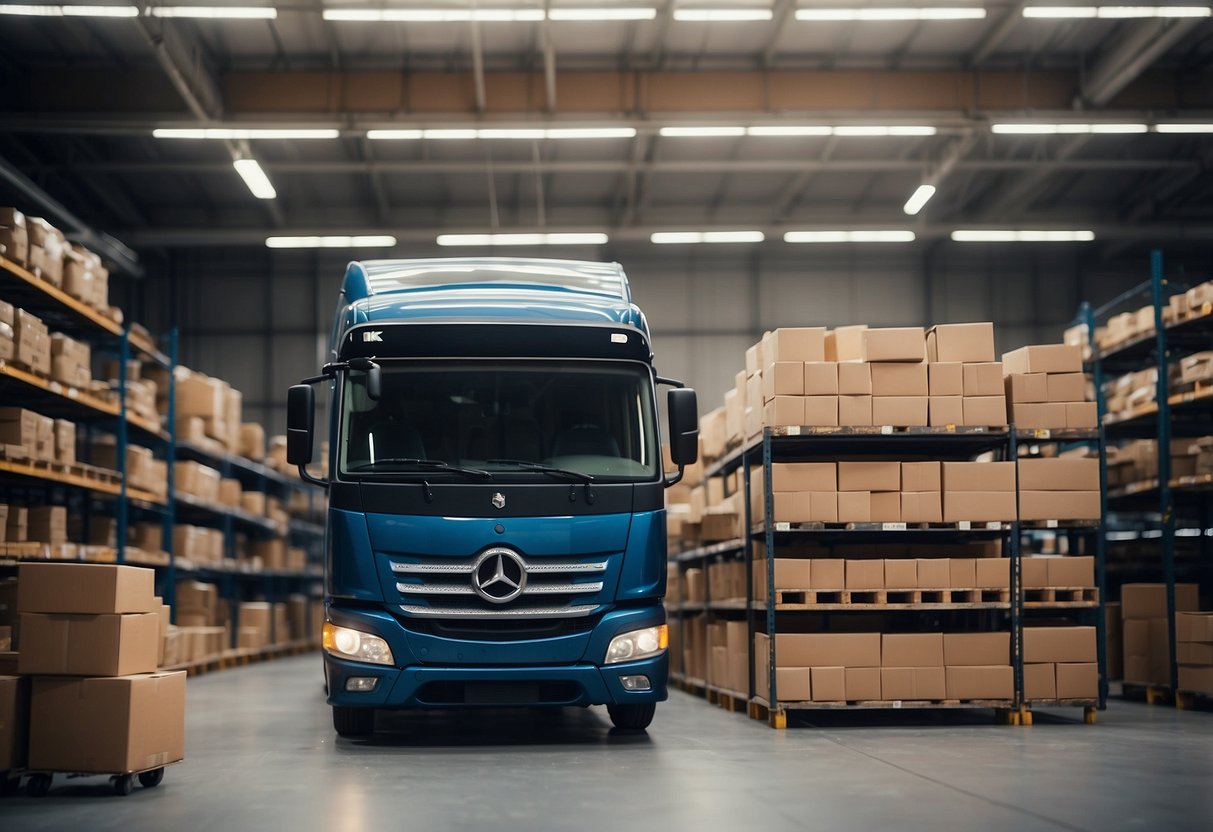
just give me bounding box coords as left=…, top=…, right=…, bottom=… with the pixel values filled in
left=485, top=459, right=594, bottom=484
left=348, top=459, right=493, bottom=479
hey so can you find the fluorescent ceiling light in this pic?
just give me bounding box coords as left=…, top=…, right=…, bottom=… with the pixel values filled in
left=477, top=128, right=548, bottom=140
left=153, top=128, right=339, bottom=139
left=746, top=125, right=833, bottom=136
left=323, top=9, right=545, bottom=21
left=548, top=8, right=658, bottom=19
left=785, top=230, right=916, bottom=243
left=366, top=127, right=635, bottom=140
left=365, top=129, right=424, bottom=140
left=233, top=159, right=276, bottom=200
left=903, top=184, right=936, bottom=216
left=1155, top=123, right=1213, bottom=133
left=148, top=6, right=277, bottom=18
left=543, top=127, right=637, bottom=139
left=833, top=125, right=937, bottom=136
left=0, top=4, right=65, bottom=14
left=659, top=126, right=747, bottom=137
left=266, top=236, right=397, bottom=249
left=1023, top=5, right=1211, bottom=17
left=7, top=4, right=141, bottom=15
left=796, top=8, right=987, bottom=20
left=951, top=229, right=1096, bottom=242
left=673, top=9, right=774, bottom=21
left=650, top=231, right=765, bottom=244
left=436, top=233, right=610, bottom=246
left=421, top=129, right=479, bottom=140
left=992, top=123, right=1148, bottom=134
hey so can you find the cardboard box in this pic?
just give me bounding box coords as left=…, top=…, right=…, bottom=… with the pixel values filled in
left=0, top=675, right=29, bottom=770
left=764, top=328, right=826, bottom=364
left=900, top=491, right=942, bottom=523
left=945, top=665, right=1013, bottom=700
left=763, top=362, right=804, bottom=400
left=774, top=632, right=881, bottom=667
left=845, top=666, right=882, bottom=701
left=837, top=491, right=871, bottom=523
left=1024, top=663, right=1057, bottom=700
left=870, top=362, right=928, bottom=396
left=18, top=612, right=160, bottom=676
left=766, top=667, right=811, bottom=702
left=846, top=559, right=884, bottom=590
left=902, top=461, right=942, bottom=492
left=808, top=491, right=839, bottom=523
left=943, top=491, right=1016, bottom=522
left=872, top=396, right=928, bottom=427
left=869, top=490, right=900, bottom=522
left=929, top=396, right=964, bottom=427
left=839, top=395, right=873, bottom=427
left=949, top=558, right=976, bottom=588
left=974, top=558, right=1009, bottom=589
left=839, top=461, right=900, bottom=492
left=864, top=327, right=926, bottom=362
left=928, top=362, right=964, bottom=396
left=963, top=396, right=1006, bottom=426
left=1065, top=402, right=1097, bottom=429
left=1055, top=662, right=1098, bottom=698
left=29, top=671, right=186, bottom=773
left=1002, top=344, right=1083, bottom=375
left=811, top=667, right=847, bottom=701
left=762, top=396, right=804, bottom=430
left=883, top=559, right=917, bottom=588
left=1177, top=612, right=1213, bottom=643
left=1009, top=402, right=1068, bottom=429
left=962, top=363, right=1004, bottom=397
left=837, top=362, right=872, bottom=395
left=803, top=396, right=839, bottom=427
left=882, top=633, right=944, bottom=667
left=6, top=506, right=28, bottom=543
left=1022, top=557, right=1049, bottom=589
left=803, top=362, right=839, bottom=395
left=239, top=422, right=266, bottom=461
left=1018, top=491, right=1100, bottom=521
left=809, top=559, right=845, bottom=589
left=1046, top=556, right=1095, bottom=587
left=771, top=462, right=836, bottom=492
left=942, top=461, right=1015, bottom=492
left=1005, top=373, right=1049, bottom=404
left=53, top=418, right=75, bottom=465
left=880, top=666, right=945, bottom=700
left=28, top=505, right=67, bottom=546
left=1121, top=583, right=1199, bottom=619
left=1024, top=626, right=1097, bottom=663
left=1047, top=373, right=1087, bottom=403
left=943, top=632, right=1010, bottom=666
left=18, top=563, right=157, bottom=615
left=745, top=341, right=763, bottom=376
left=752, top=558, right=812, bottom=599
left=916, top=559, right=950, bottom=588
left=927, top=323, right=995, bottom=364
left=1018, top=458, right=1099, bottom=491
left=828, top=326, right=867, bottom=362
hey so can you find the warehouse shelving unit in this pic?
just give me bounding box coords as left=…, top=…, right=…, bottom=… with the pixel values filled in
left=1083, top=250, right=1213, bottom=698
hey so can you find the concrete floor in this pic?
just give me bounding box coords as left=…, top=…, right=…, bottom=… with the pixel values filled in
left=5, top=655, right=1213, bottom=830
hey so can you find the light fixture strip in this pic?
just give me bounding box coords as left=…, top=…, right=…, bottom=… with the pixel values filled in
left=232, top=159, right=277, bottom=200
left=1022, top=5, right=1211, bottom=17
left=951, top=229, right=1096, bottom=242
left=650, top=231, right=765, bottom=244
left=796, top=8, right=988, bottom=21
left=435, top=233, right=610, bottom=246
left=266, top=236, right=398, bottom=249
left=784, top=231, right=917, bottom=243
left=902, top=184, right=936, bottom=216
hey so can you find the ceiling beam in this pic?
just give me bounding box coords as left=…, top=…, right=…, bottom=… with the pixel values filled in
left=761, top=0, right=797, bottom=68
left=974, top=135, right=1092, bottom=218
left=1078, top=19, right=1204, bottom=108
left=968, top=2, right=1027, bottom=67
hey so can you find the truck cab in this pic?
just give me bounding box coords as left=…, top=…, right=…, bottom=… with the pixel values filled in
left=287, top=257, right=698, bottom=736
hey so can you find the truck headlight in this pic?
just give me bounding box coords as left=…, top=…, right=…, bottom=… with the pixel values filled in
left=323, top=622, right=394, bottom=666
left=605, top=625, right=668, bottom=665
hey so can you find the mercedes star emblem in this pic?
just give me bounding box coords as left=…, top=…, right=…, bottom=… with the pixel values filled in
left=472, top=548, right=527, bottom=604
left=492, top=492, right=506, bottom=509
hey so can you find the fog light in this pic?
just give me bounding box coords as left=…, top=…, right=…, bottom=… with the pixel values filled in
left=620, top=675, right=651, bottom=692
left=346, top=677, right=379, bottom=692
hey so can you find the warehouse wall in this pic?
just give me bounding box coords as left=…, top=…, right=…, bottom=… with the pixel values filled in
left=119, top=245, right=1168, bottom=435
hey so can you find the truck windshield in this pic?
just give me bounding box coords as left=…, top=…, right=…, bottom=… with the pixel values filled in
left=340, top=360, right=658, bottom=481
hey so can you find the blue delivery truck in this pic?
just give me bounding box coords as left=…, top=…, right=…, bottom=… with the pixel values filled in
left=286, top=258, right=699, bottom=736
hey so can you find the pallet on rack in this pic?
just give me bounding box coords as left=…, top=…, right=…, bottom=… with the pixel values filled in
left=764, top=586, right=1011, bottom=609
left=1023, top=586, right=1099, bottom=606
left=746, top=695, right=1024, bottom=729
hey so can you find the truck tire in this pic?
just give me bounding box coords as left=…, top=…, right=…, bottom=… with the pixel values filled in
left=607, top=702, right=656, bottom=731
left=333, top=706, right=375, bottom=738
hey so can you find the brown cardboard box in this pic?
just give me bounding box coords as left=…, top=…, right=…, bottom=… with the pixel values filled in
left=18, top=563, right=157, bottom=614
left=839, top=461, right=900, bottom=492
left=883, top=559, right=917, bottom=588
left=1022, top=557, right=1049, bottom=589
left=18, top=612, right=160, bottom=676
left=963, top=396, right=1007, bottom=426
left=837, top=362, right=872, bottom=395
left=53, top=418, right=75, bottom=465
left=1121, top=583, right=1199, bottom=619
left=975, top=558, right=1010, bottom=589
left=6, top=507, right=28, bottom=543
left=768, top=667, right=811, bottom=702
left=942, top=461, right=1015, bottom=492
left=809, top=559, right=845, bottom=589
left=752, top=558, right=812, bottom=599
left=916, top=559, right=950, bottom=588
left=864, top=327, right=926, bottom=362
left=1055, top=662, right=1098, bottom=698
left=945, top=665, right=1013, bottom=700
left=239, top=422, right=266, bottom=461
left=872, top=396, right=928, bottom=426
left=839, top=395, right=873, bottom=426
left=1177, top=612, right=1213, bottom=643
left=808, top=491, right=838, bottom=523
left=845, top=666, right=882, bottom=701
left=29, top=671, right=185, bottom=773
left=803, top=396, right=839, bottom=427
left=1019, top=491, right=1100, bottom=521
left=175, top=580, right=218, bottom=622
left=929, top=395, right=964, bottom=427
left=845, top=559, right=884, bottom=589
left=27, top=506, right=66, bottom=545
left=942, top=492, right=1016, bottom=522
left=1024, top=663, right=1057, bottom=700
left=764, top=328, right=826, bottom=364
left=0, top=675, right=29, bottom=770
left=1047, top=556, right=1095, bottom=587
left=1066, top=402, right=1098, bottom=429
left=1024, top=626, right=1097, bottom=663
left=174, top=460, right=222, bottom=503
left=871, top=362, right=928, bottom=396
left=837, top=491, right=871, bottom=523
left=943, top=632, right=1010, bottom=666
left=962, top=362, right=1004, bottom=397
left=1179, top=642, right=1213, bottom=665
left=1010, top=402, right=1068, bottom=429
left=1019, top=458, right=1099, bottom=491
left=870, top=491, right=901, bottom=523
left=762, top=396, right=804, bottom=430
left=1006, top=373, right=1049, bottom=403
left=900, top=491, right=942, bottom=523
left=1002, top=344, right=1083, bottom=375
left=763, top=362, right=804, bottom=400
left=949, top=558, right=977, bottom=588
left=1047, top=373, right=1087, bottom=403
left=880, top=666, right=946, bottom=700
left=927, top=323, right=995, bottom=364
left=771, top=462, right=836, bottom=492
left=902, top=461, right=941, bottom=491
left=828, top=326, right=868, bottom=362
left=882, top=633, right=944, bottom=667
left=745, top=341, right=762, bottom=376
left=0, top=407, right=45, bottom=457
left=803, top=362, right=839, bottom=395
left=774, top=632, right=881, bottom=667
left=1179, top=666, right=1213, bottom=695
left=811, top=667, right=847, bottom=701
left=928, top=362, right=964, bottom=396
left=241, top=492, right=267, bottom=516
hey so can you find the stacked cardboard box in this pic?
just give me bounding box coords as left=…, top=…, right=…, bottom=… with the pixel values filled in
left=1177, top=612, right=1213, bottom=694
left=1003, top=343, right=1095, bottom=429
left=1103, top=367, right=1156, bottom=419
left=926, top=323, right=1007, bottom=427
left=1122, top=583, right=1199, bottom=686
left=1017, top=457, right=1101, bottom=521
left=52, top=418, right=75, bottom=465
left=26, top=506, right=67, bottom=546
left=0, top=407, right=54, bottom=461
left=1022, top=555, right=1095, bottom=589
left=48, top=333, right=91, bottom=389
left=0, top=207, right=29, bottom=265
left=91, top=439, right=167, bottom=497
left=26, top=219, right=67, bottom=288
left=1093, top=280, right=1213, bottom=352
left=173, top=525, right=225, bottom=563
left=16, top=563, right=185, bottom=774
left=174, top=367, right=243, bottom=454
left=1022, top=626, right=1099, bottom=700
left=62, top=243, right=110, bottom=311
left=0, top=300, right=12, bottom=362
left=4, top=505, right=28, bottom=542
left=174, top=460, right=222, bottom=504
left=12, top=308, right=50, bottom=376
left=706, top=620, right=749, bottom=694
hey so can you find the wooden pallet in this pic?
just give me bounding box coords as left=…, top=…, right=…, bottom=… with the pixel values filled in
left=768, top=586, right=1010, bottom=607
left=1024, top=586, right=1099, bottom=605
left=705, top=685, right=749, bottom=714
left=1121, top=682, right=1173, bottom=706
left=746, top=696, right=1025, bottom=729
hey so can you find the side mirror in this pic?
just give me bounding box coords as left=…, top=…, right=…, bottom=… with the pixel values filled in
left=286, top=384, right=315, bottom=466
left=667, top=387, right=699, bottom=467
